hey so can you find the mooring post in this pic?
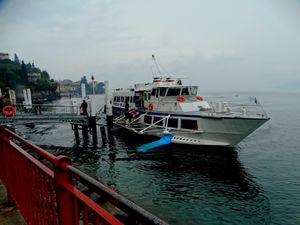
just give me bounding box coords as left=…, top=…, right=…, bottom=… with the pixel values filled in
left=104, top=80, right=113, bottom=135
left=89, top=116, right=97, bottom=145
left=73, top=124, right=79, bottom=142
left=82, top=124, right=89, bottom=139
left=100, top=125, right=107, bottom=144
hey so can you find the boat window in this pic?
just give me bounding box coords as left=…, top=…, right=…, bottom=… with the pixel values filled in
left=114, top=96, right=117, bottom=102
left=125, top=96, right=129, bottom=103
left=159, top=88, right=167, bottom=97
left=166, top=88, right=181, bottom=96
left=116, top=96, right=120, bottom=102
left=181, top=88, right=189, bottom=96
left=151, top=89, right=156, bottom=96
left=144, top=115, right=152, bottom=124
left=181, top=119, right=198, bottom=130
left=167, top=118, right=178, bottom=128
left=153, top=117, right=164, bottom=126
left=190, top=87, right=198, bottom=95
left=121, top=96, right=124, bottom=102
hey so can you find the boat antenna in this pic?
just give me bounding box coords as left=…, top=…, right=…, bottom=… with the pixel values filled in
left=151, top=54, right=162, bottom=78
left=151, top=54, right=172, bottom=78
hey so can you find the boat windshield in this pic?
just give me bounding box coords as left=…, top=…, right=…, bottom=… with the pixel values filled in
left=181, top=87, right=198, bottom=95
left=166, top=88, right=181, bottom=96
left=190, top=86, right=198, bottom=95
left=158, top=87, right=167, bottom=96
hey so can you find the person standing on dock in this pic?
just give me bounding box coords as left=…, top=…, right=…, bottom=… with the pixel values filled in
left=124, top=98, right=132, bottom=123
left=80, top=100, right=88, bottom=115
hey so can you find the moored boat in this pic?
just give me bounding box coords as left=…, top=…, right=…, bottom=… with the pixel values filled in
left=112, top=57, right=269, bottom=149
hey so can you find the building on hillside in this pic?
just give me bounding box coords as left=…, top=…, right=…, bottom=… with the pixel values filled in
left=28, top=72, right=41, bottom=83
left=0, top=53, right=9, bottom=60
left=56, top=80, right=80, bottom=96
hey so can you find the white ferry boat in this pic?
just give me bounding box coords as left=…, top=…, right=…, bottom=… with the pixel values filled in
left=111, top=58, right=269, bottom=149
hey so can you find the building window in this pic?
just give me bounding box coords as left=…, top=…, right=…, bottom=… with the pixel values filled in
left=144, top=115, right=152, bottom=124
left=167, top=118, right=178, bottom=128
left=153, top=116, right=164, bottom=126
left=181, top=119, right=198, bottom=130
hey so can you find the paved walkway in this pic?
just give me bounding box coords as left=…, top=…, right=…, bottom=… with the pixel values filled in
left=0, top=182, right=26, bottom=225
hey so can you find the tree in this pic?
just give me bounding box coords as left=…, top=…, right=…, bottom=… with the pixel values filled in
left=20, top=61, right=28, bottom=83
left=41, top=71, right=50, bottom=80
left=14, top=54, right=20, bottom=65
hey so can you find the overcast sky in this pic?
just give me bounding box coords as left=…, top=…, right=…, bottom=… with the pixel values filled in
left=1, top=0, right=300, bottom=91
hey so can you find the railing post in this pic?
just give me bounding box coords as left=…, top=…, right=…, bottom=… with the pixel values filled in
left=53, top=155, right=75, bottom=225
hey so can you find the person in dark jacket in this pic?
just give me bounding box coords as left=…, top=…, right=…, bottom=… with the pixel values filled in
left=80, top=100, right=88, bottom=115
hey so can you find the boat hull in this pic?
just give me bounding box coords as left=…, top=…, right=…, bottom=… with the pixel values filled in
left=113, top=106, right=269, bottom=148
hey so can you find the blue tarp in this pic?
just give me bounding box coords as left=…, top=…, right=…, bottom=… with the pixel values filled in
left=137, top=134, right=173, bottom=152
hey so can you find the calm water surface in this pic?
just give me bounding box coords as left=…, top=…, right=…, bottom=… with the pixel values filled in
left=16, top=92, right=300, bottom=225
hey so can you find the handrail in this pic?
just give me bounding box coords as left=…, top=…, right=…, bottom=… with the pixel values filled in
left=0, top=125, right=169, bottom=225
left=139, top=115, right=170, bottom=134
left=66, top=165, right=169, bottom=225
left=0, top=126, right=56, bottom=162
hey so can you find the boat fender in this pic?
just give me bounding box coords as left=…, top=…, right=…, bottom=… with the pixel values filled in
left=196, top=96, right=204, bottom=101
left=176, top=96, right=186, bottom=102
left=3, top=105, right=15, bottom=117
left=148, top=103, right=154, bottom=111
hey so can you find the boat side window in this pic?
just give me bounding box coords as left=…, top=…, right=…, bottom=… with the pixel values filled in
left=167, top=88, right=180, bottom=96
left=125, top=96, right=129, bottom=102
left=159, top=88, right=167, bottom=97
left=181, top=119, right=198, bottom=130
left=116, top=96, right=120, bottom=102
left=121, top=96, right=124, bottom=102
left=181, top=88, right=189, bottom=96
left=114, top=96, right=117, bottom=102
left=153, top=117, right=164, bottom=126
left=167, top=118, right=178, bottom=128
left=144, top=115, right=152, bottom=124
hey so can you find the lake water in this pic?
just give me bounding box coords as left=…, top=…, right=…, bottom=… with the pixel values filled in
left=15, top=92, right=300, bottom=225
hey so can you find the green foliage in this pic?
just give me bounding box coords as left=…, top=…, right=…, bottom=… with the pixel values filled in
left=0, top=57, right=56, bottom=96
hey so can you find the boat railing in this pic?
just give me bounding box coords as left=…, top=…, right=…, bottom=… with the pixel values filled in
left=208, top=101, right=268, bottom=118
left=139, top=115, right=170, bottom=134
left=128, top=112, right=147, bottom=125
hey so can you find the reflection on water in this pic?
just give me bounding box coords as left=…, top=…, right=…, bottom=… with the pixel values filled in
left=18, top=123, right=271, bottom=225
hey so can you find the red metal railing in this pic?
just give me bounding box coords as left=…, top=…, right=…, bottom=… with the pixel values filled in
left=0, top=126, right=169, bottom=225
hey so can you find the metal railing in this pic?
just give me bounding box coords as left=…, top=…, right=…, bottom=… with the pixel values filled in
left=13, top=103, right=80, bottom=115
left=0, top=126, right=169, bottom=225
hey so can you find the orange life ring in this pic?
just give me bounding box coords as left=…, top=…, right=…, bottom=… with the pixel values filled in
left=148, top=103, right=154, bottom=111
left=3, top=105, right=15, bottom=117
left=176, top=96, right=186, bottom=102
left=196, top=96, right=204, bottom=101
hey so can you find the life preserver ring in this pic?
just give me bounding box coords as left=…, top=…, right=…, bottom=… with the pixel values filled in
left=131, top=111, right=137, bottom=118
left=3, top=105, right=15, bottom=117
left=196, top=96, right=204, bottom=101
left=148, top=103, right=154, bottom=111
left=176, top=96, right=186, bottom=102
